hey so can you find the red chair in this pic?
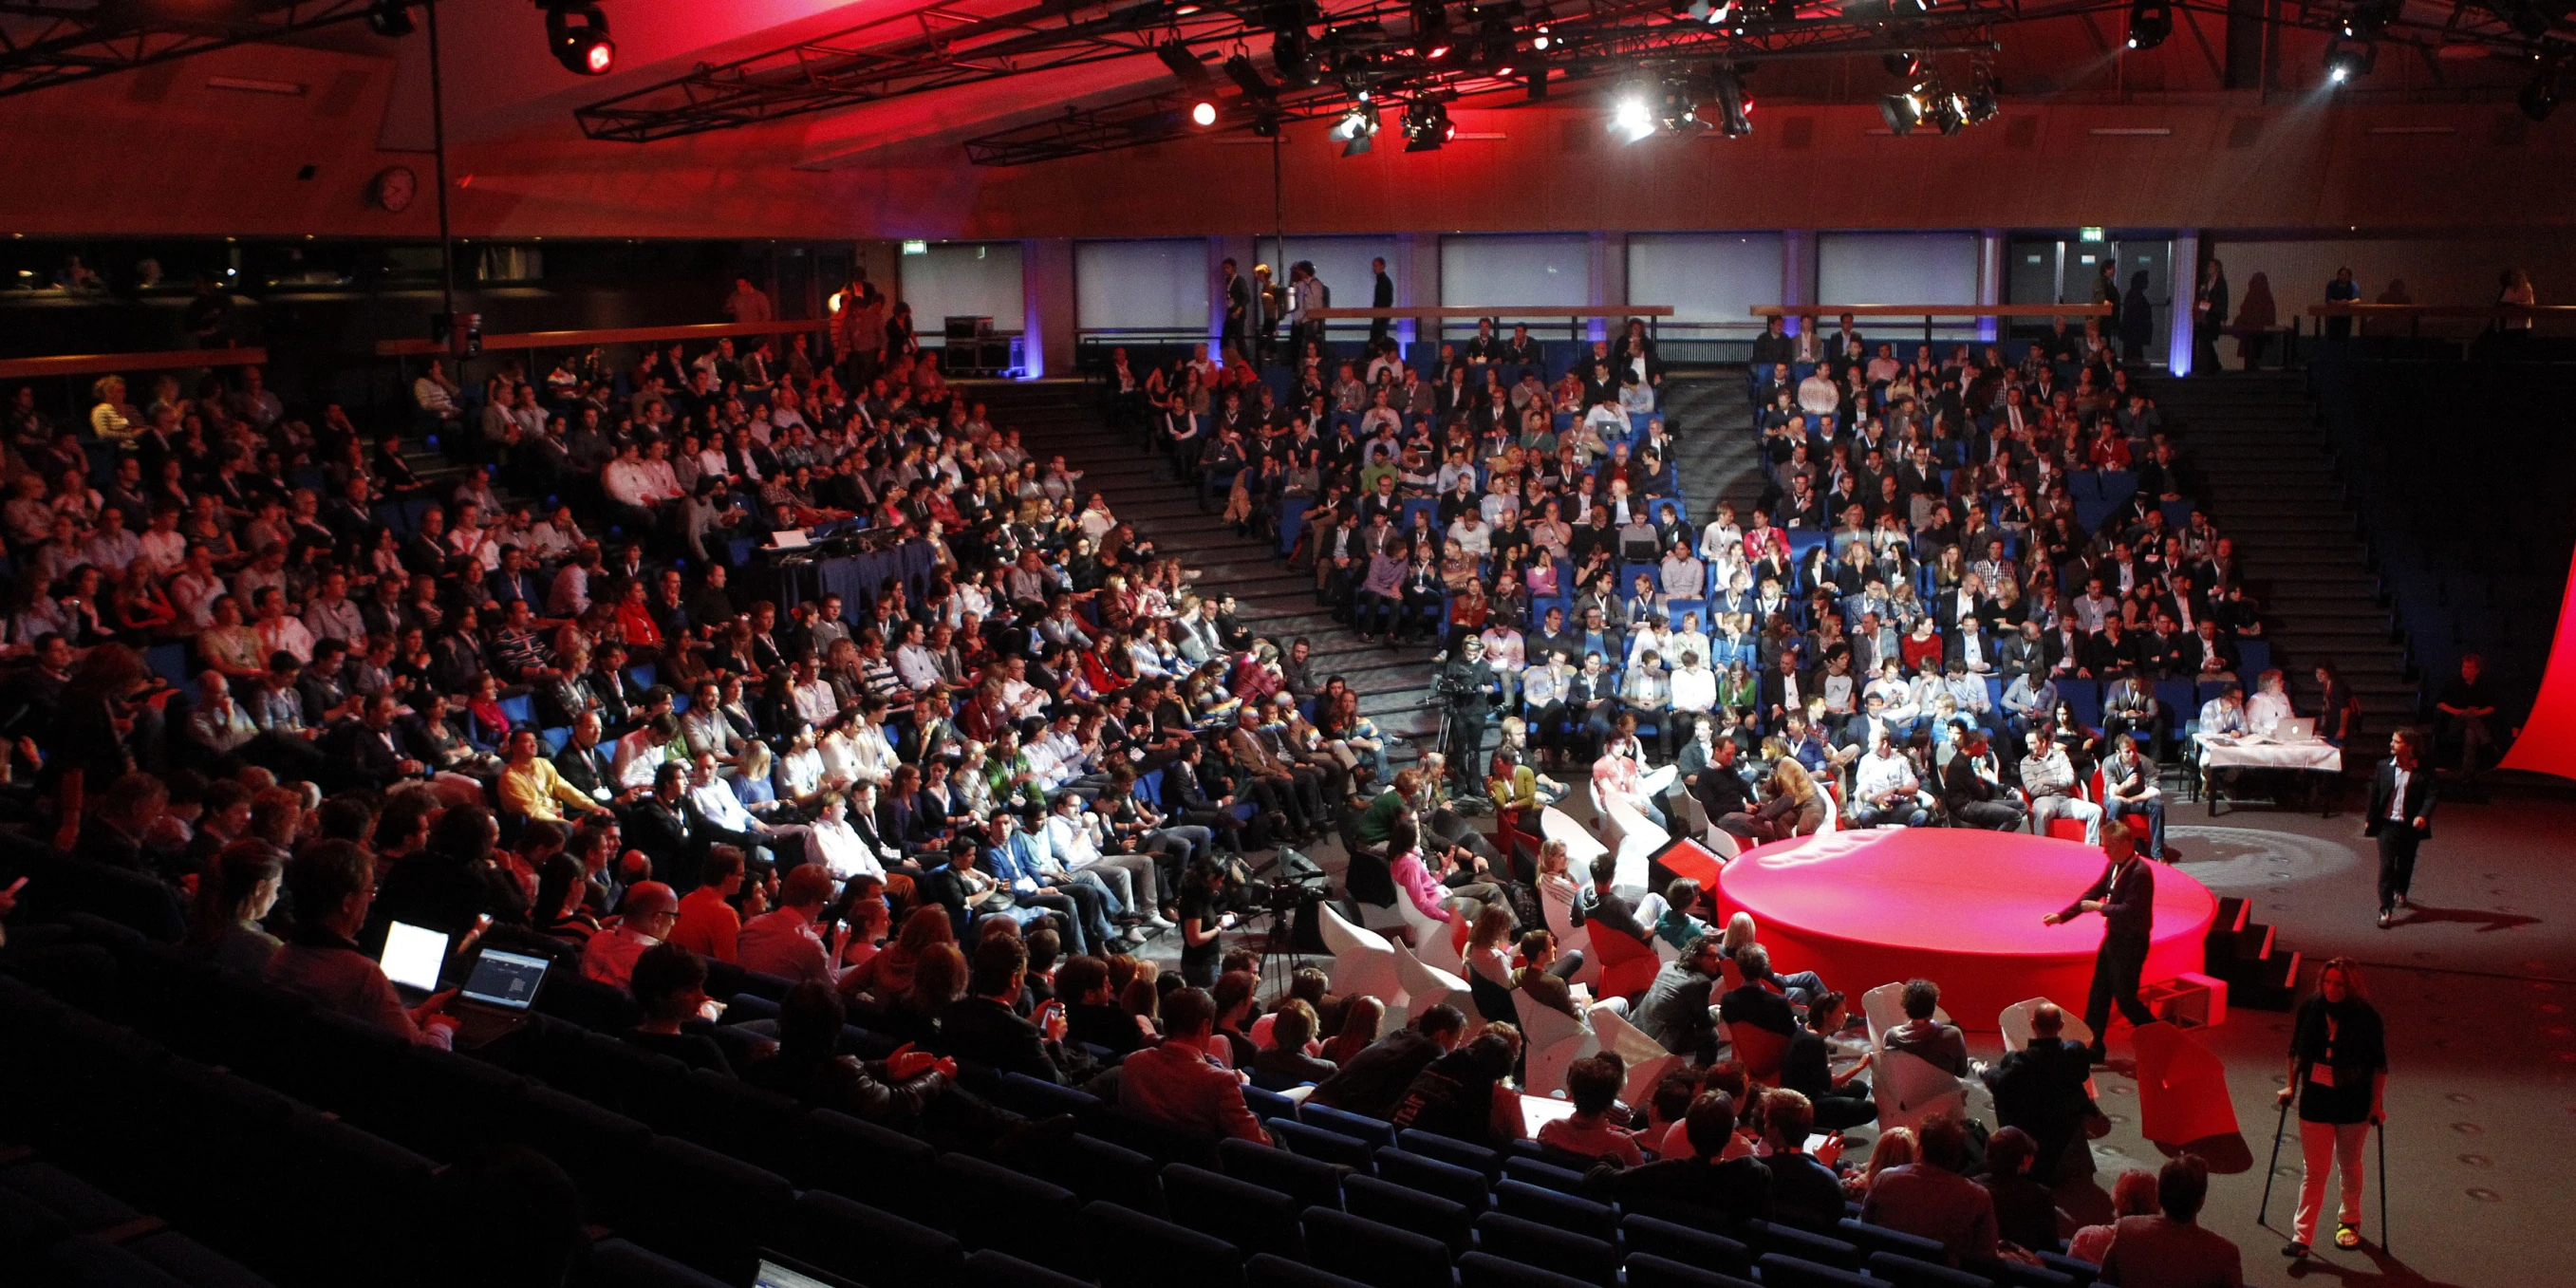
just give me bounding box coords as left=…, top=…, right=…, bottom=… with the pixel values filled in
left=1729, top=1024, right=1790, bottom=1087
left=2089, top=768, right=2157, bottom=834
left=1589, top=924, right=1661, bottom=1003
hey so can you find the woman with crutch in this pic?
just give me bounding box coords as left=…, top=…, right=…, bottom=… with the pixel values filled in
left=2277, top=957, right=2387, bottom=1260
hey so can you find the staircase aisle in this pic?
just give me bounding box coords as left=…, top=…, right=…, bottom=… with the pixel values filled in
left=1658, top=368, right=1769, bottom=524
left=980, top=369, right=1772, bottom=777
left=2145, top=373, right=2415, bottom=734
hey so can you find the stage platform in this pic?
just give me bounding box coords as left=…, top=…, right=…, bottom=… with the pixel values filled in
left=1711, top=829, right=2221, bottom=1029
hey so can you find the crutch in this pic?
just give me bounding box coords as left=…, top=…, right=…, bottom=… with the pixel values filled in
left=2377, top=1119, right=2390, bottom=1255
left=2256, top=1092, right=2292, bottom=1228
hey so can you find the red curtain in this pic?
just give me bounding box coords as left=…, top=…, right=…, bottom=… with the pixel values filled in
left=2501, top=547, right=2576, bottom=782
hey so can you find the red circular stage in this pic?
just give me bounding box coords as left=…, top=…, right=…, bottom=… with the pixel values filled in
left=1710, top=829, right=2219, bottom=1030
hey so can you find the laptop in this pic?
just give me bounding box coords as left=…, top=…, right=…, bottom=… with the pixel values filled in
left=2276, top=717, right=2317, bottom=742
left=379, top=921, right=551, bottom=1049
left=1519, top=1092, right=1581, bottom=1132
left=764, top=527, right=812, bottom=551
left=756, top=1252, right=867, bottom=1288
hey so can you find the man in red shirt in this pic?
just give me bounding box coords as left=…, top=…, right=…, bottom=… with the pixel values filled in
left=1118, top=987, right=1271, bottom=1146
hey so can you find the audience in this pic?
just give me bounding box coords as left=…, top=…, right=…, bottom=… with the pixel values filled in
left=0, top=308, right=2345, bottom=1288
left=2097, top=1156, right=2243, bottom=1287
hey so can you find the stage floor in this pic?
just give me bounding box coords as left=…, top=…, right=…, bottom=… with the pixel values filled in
left=1181, top=781, right=2576, bottom=1285
left=1711, top=828, right=2221, bottom=1029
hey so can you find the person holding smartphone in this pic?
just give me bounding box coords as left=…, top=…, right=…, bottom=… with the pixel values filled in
left=1174, top=856, right=1233, bottom=988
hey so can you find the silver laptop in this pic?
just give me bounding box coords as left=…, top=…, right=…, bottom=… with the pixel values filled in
left=765, top=527, right=812, bottom=551
left=380, top=922, right=550, bottom=1048
left=2276, top=717, right=2317, bottom=741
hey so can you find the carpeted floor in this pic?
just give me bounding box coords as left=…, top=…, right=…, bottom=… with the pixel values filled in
left=1133, top=775, right=2576, bottom=1286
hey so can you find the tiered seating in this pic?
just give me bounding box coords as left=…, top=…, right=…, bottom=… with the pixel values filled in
left=2, top=910, right=2108, bottom=1288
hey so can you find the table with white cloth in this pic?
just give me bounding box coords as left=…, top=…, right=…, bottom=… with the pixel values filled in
left=2193, top=734, right=2343, bottom=816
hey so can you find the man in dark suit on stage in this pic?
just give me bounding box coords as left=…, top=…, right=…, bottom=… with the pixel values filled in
left=2363, top=727, right=2438, bottom=928
left=2043, top=820, right=2157, bottom=1063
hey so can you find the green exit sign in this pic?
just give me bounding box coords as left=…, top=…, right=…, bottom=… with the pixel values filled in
left=902, top=240, right=928, bottom=254
left=2079, top=227, right=2106, bottom=242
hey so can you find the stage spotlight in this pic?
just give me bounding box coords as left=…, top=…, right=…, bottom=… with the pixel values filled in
left=1330, top=102, right=1379, bottom=155
left=2340, top=0, right=2399, bottom=39
left=2522, top=62, right=2564, bottom=121
left=1609, top=90, right=1655, bottom=141
left=1889, top=0, right=1932, bottom=15
left=1963, top=70, right=1999, bottom=122
left=2124, top=0, right=2171, bottom=49
left=1158, top=40, right=1212, bottom=84
left=367, top=0, right=415, bottom=38
left=1713, top=68, right=1752, bottom=136
left=1189, top=100, right=1219, bottom=126
left=1531, top=1, right=1555, bottom=47
left=1402, top=97, right=1455, bottom=150
left=1879, top=87, right=1924, bottom=134
left=1656, top=80, right=1708, bottom=134
left=2323, top=38, right=2374, bottom=84
left=1251, top=111, right=1282, bottom=136
left=1224, top=53, right=1278, bottom=100
left=542, top=2, right=614, bottom=76
left=1883, top=49, right=1920, bottom=77
left=1273, top=28, right=1316, bottom=84
left=1412, top=0, right=1451, bottom=58
left=1928, top=88, right=1966, bottom=134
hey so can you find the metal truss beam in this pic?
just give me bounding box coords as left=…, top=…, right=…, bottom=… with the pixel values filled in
left=0, top=0, right=386, bottom=100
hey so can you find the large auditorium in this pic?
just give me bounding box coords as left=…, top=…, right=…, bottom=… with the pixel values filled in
left=2, top=2, right=2574, bottom=1286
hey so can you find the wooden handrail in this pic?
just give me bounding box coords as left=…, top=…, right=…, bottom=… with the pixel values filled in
left=374, top=318, right=832, bottom=359
left=1751, top=304, right=2113, bottom=318
left=2305, top=303, right=2576, bottom=318
left=0, top=346, right=269, bottom=382
left=1306, top=306, right=1677, bottom=320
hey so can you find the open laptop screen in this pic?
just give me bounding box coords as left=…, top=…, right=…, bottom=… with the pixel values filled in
left=379, top=922, right=448, bottom=994
left=459, top=949, right=551, bottom=1012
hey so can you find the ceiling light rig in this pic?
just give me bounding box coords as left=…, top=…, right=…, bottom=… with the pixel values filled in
left=2522, top=57, right=2563, bottom=121
left=2323, top=37, right=2376, bottom=84
left=541, top=2, right=615, bottom=76
left=1402, top=95, right=1456, bottom=149
left=1330, top=99, right=1381, bottom=154
left=2124, top=0, right=2172, bottom=50
left=1878, top=63, right=1997, bottom=135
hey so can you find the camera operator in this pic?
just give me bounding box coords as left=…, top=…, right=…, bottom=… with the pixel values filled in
left=1438, top=636, right=1501, bottom=791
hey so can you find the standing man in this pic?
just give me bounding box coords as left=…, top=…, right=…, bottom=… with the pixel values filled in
left=2431, top=653, right=2496, bottom=796
left=1219, top=257, right=1251, bottom=364
left=1369, top=255, right=1396, bottom=347
left=1439, top=636, right=1500, bottom=793
left=2363, top=728, right=2437, bottom=929
left=2043, top=821, right=2156, bottom=1064
left=2192, top=257, right=2230, bottom=378
left=1252, top=263, right=1281, bottom=366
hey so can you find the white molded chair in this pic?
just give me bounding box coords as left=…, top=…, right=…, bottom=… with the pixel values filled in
left=1602, top=795, right=1670, bottom=898
left=1513, top=987, right=1597, bottom=1099
left=1998, top=997, right=2096, bottom=1053
left=1590, top=1000, right=1684, bottom=1108
left=1875, top=1047, right=1970, bottom=1134
left=1393, top=889, right=1465, bottom=975
left=1318, top=901, right=1406, bottom=1009
left=1538, top=882, right=1599, bottom=989
left=1861, top=980, right=1954, bottom=1051
left=1393, top=942, right=1472, bottom=1028
left=1811, top=788, right=1839, bottom=836
left=1354, top=890, right=1411, bottom=935
left=1540, top=806, right=1607, bottom=868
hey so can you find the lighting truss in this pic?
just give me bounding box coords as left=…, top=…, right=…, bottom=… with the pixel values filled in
left=0, top=0, right=391, bottom=100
